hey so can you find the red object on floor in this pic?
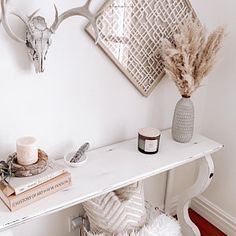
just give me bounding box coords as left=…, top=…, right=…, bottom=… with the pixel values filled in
left=189, top=209, right=226, bottom=236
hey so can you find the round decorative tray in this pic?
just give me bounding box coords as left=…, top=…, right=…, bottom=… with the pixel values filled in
left=8, top=149, right=48, bottom=177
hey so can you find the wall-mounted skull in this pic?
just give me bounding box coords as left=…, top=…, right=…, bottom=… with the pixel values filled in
left=0, top=0, right=102, bottom=73
left=26, top=16, right=52, bottom=73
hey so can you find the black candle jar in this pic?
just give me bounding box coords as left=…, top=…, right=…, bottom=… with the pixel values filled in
left=138, top=128, right=161, bottom=154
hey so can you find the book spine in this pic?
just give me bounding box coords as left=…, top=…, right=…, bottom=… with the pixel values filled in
left=9, top=173, right=71, bottom=211
left=14, top=169, right=66, bottom=195
left=0, top=182, right=11, bottom=209
left=2, top=181, right=15, bottom=197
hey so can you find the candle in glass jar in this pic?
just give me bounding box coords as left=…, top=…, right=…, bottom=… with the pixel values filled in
left=16, top=137, right=38, bottom=165
left=138, top=128, right=161, bottom=154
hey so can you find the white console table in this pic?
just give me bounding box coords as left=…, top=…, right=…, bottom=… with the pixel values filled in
left=0, top=130, right=223, bottom=236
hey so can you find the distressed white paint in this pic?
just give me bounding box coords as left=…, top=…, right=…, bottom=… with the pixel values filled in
left=156, top=2, right=236, bottom=233
left=176, top=155, right=214, bottom=236
left=164, top=2, right=236, bottom=232
left=0, top=130, right=222, bottom=235
left=0, top=1, right=208, bottom=235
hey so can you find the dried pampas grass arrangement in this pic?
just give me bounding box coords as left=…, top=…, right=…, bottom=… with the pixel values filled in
left=161, top=17, right=225, bottom=97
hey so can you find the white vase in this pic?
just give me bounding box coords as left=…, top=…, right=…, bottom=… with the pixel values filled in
left=172, top=96, right=194, bottom=143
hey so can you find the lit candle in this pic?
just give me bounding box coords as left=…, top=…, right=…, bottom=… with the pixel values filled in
left=16, top=137, right=38, bottom=165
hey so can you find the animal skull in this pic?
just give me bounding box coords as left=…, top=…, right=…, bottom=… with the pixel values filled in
left=0, top=0, right=102, bottom=73
left=26, top=16, right=52, bottom=73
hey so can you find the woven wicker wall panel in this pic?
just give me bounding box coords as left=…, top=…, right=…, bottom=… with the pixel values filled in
left=86, top=0, right=196, bottom=96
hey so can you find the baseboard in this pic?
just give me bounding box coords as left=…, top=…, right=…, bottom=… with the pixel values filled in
left=191, top=195, right=236, bottom=236
left=167, top=195, right=236, bottom=235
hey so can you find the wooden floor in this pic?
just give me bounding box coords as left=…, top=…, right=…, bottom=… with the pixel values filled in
left=189, top=209, right=226, bottom=236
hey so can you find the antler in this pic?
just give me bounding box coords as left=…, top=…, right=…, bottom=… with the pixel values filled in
left=1, top=0, right=28, bottom=43
left=1, top=0, right=41, bottom=43
left=50, top=0, right=103, bottom=43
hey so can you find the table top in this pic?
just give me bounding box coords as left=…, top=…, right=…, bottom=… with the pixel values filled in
left=0, top=130, right=223, bottom=231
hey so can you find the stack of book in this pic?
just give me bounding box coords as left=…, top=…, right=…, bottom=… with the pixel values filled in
left=0, top=161, right=71, bottom=211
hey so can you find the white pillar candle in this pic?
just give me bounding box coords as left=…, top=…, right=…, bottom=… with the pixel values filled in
left=16, top=137, right=38, bottom=165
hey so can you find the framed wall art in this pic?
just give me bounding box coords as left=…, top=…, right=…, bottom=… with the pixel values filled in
left=86, top=0, right=196, bottom=96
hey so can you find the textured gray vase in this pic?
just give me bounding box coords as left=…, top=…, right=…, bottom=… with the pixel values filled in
left=172, top=96, right=194, bottom=143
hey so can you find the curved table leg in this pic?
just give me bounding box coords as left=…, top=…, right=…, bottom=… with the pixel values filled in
left=177, top=155, right=214, bottom=236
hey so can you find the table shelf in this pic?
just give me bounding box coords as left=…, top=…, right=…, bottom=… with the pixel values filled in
left=0, top=130, right=223, bottom=232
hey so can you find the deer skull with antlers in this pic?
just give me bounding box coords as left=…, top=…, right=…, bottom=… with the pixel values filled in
left=0, top=0, right=102, bottom=73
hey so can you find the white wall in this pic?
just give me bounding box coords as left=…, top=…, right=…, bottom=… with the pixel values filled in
left=190, top=0, right=236, bottom=219
left=0, top=0, right=214, bottom=235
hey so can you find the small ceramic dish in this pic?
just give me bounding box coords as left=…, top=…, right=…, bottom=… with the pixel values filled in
left=64, top=152, right=87, bottom=168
